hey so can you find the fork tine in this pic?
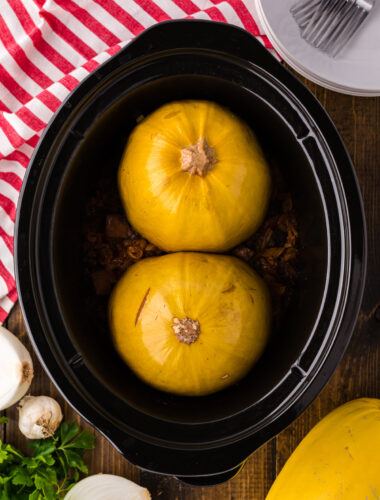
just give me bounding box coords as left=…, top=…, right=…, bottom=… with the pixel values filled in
left=293, top=7, right=316, bottom=24
left=296, top=4, right=322, bottom=30
left=291, top=0, right=320, bottom=18
left=290, top=0, right=318, bottom=15
left=301, top=0, right=340, bottom=41
left=317, top=1, right=357, bottom=49
left=292, top=0, right=321, bottom=29
left=298, top=15, right=316, bottom=30
left=314, top=0, right=356, bottom=47
left=330, top=8, right=368, bottom=55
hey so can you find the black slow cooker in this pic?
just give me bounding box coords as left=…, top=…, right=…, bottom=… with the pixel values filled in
left=15, top=20, right=366, bottom=485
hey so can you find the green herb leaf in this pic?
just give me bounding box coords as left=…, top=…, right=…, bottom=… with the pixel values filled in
left=42, top=481, right=56, bottom=500
left=64, top=430, right=95, bottom=450
left=21, top=457, right=39, bottom=469
left=0, top=482, right=11, bottom=500
left=33, top=474, right=45, bottom=491
left=28, top=439, right=56, bottom=458
left=28, top=490, right=40, bottom=500
left=62, top=451, right=87, bottom=474
left=0, top=449, right=8, bottom=464
left=5, top=444, right=24, bottom=460
left=11, top=466, right=33, bottom=487
left=59, top=423, right=79, bottom=446
left=72, top=469, right=79, bottom=483
left=55, top=451, right=67, bottom=480
left=0, top=417, right=7, bottom=425
left=41, top=455, right=55, bottom=468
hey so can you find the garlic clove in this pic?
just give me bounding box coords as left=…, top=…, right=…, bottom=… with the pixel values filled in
left=18, top=395, right=63, bottom=439
left=0, top=326, right=34, bottom=411
left=65, top=474, right=151, bottom=500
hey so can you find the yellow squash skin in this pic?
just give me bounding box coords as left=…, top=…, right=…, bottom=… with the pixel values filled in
left=266, top=398, right=380, bottom=500
left=118, top=100, right=271, bottom=252
left=109, top=252, right=271, bottom=396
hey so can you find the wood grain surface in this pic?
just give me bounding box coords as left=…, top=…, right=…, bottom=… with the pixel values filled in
left=1, top=71, right=379, bottom=500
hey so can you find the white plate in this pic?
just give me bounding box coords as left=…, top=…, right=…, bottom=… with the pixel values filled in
left=254, top=0, right=380, bottom=96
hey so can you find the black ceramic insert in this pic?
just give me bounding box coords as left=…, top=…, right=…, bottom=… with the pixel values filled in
left=15, top=20, right=366, bottom=485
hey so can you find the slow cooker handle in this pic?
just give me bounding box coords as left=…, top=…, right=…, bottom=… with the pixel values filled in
left=177, top=462, right=245, bottom=486
left=116, top=19, right=280, bottom=74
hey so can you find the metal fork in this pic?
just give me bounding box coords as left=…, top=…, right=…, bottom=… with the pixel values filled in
left=291, top=0, right=374, bottom=57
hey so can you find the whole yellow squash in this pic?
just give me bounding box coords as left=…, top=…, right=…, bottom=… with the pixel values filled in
left=118, top=100, right=271, bottom=252
left=266, top=398, right=380, bottom=500
left=109, top=252, right=271, bottom=396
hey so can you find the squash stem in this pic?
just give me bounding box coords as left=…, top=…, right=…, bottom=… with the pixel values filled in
left=181, top=137, right=217, bottom=177
left=172, top=317, right=200, bottom=344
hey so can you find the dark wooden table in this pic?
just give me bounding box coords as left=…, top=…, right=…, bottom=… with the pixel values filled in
left=1, top=72, right=379, bottom=500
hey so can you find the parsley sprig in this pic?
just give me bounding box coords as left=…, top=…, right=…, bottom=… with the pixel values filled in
left=0, top=418, right=95, bottom=500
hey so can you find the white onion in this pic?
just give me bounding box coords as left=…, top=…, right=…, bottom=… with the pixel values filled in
left=0, top=326, right=34, bottom=410
left=65, top=474, right=151, bottom=500
left=18, top=395, right=63, bottom=439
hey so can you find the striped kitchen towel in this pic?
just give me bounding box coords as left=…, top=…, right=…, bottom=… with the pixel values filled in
left=0, top=0, right=275, bottom=323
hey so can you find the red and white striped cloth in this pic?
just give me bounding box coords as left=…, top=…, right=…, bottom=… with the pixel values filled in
left=0, top=0, right=275, bottom=323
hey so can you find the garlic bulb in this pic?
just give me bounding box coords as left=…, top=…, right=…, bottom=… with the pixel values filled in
left=0, top=326, right=34, bottom=410
left=18, top=395, right=63, bottom=439
left=65, top=474, right=151, bottom=500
